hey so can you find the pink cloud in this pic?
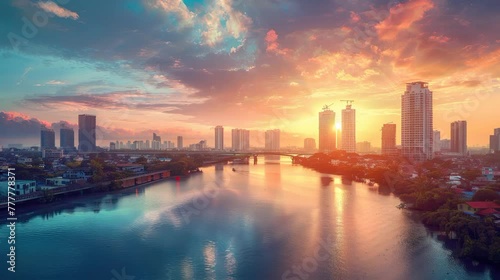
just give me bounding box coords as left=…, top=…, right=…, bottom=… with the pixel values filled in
left=265, top=29, right=288, bottom=55
left=350, top=11, right=360, bottom=23
left=375, top=0, right=434, bottom=40
left=429, top=34, right=450, bottom=43
left=37, top=1, right=79, bottom=20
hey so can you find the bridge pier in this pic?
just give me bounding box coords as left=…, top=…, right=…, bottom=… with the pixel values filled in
left=253, top=155, right=258, bottom=164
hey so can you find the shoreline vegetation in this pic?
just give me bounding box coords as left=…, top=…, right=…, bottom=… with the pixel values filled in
left=298, top=151, right=500, bottom=264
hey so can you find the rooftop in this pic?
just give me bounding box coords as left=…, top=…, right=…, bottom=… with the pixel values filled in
left=466, top=201, right=500, bottom=209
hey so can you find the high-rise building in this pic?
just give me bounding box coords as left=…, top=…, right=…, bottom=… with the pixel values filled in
left=109, top=142, right=116, bottom=150
left=356, top=141, right=371, bottom=154
left=60, top=127, right=75, bottom=149
left=341, top=104, right=356, bottom=153
left=177, top=136, right=183, bottom=149
left=152, top=133, right=161, bottom=150
left=381, top=123, right=397, bottom=156
left=78, top=114, right=97, bottom=152
left=433, top=130, right=441, bottom=154
left=451, top=121, right=467, bottom=155
left=319, top=107, right=336, bottom=152
left=265, top=129, right=280, bottom=151
left=215, top=125, right=224, bottom=150
left=41, top=127, right=56, bottom=149
left=401, top=82, right=433, bottom=161
left=489, top=128, right=500, bottom=152
left=440, top=139, right=451, bottom=151
left=231, top=129, right=250, bottom=151
left=304, top=138, right=316, bottom=151
left=199, top=140, right=207, bottom=150
left=336, top=129, right=342, bottom=150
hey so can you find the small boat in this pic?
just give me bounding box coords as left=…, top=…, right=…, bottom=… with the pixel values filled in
left=232, top=168, right=236, bottom=172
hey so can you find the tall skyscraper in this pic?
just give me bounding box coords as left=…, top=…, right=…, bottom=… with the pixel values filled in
left=319, top=106, right=336, bottom=152
left=78, top=114, right=96, bottom=152
left=381, top=123, right=396, bottom=156
left=60, top=127, right=75, bottom=149
left=152, top=133, right=161, bottom=150
left=265, top=129, right=280, bottom=151
left=215, top=125, right=224, bottom=150
left=489, top=128, right=500, bottom=152
left=401, top=82, right=433, bottom=161
left=231, top=129, right=249, bottom=151
left=177, top=136, right=183, bottom=149
left=433, top=130, right=441, bottom=154
left=451, top=121, right=467, bottom=155
left=304, top=138, right=316, bottom=151
left=341, top=103, right=356, bottom=153
left=41, top=127, right=55, bottom=149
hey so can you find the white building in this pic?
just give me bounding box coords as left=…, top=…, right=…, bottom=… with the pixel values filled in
left=341, top=104, right=356, bottom=153
left=215, top=125, right=224, bottom=150
left=231, top=129, right=250, bottom=151
left=433, top=130, right=441, bottom=154
left=17, top=157, right=33, bottom=165
left=401, top=82, right=433, bottom=161
left=0, top=180, right=37, bottom=196
left=265, top=129, right=280, bottom=151
left=45, top=177, right=74, bottom=187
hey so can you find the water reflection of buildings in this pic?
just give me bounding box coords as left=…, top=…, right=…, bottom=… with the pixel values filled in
left=264, top=155, right=281, bottom=162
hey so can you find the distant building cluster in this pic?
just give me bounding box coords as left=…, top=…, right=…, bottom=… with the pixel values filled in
left=15, top=82, right=495, bottom=157
left=307, top=81, right=497, bottom=159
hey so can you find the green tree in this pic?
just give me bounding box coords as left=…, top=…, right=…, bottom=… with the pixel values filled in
left=135, top=156, right=148, bottom=164
left=471, top=189, right=500, bottom=201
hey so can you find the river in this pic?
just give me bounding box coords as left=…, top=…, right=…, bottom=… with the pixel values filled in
left=0, top=157, right=498, bottom=279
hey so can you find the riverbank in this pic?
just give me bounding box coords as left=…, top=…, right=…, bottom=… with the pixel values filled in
left=298, top=156, right=500, bottom=264
left=0, top=170, right=172, bottom=209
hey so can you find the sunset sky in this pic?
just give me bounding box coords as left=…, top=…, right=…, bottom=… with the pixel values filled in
left=1, top=0, right=499, bottom=148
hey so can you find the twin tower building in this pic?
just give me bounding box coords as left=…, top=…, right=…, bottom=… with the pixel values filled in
left=318, top=101, right=356, bottom=153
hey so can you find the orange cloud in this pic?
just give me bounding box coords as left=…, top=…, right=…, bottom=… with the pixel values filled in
left=376, top=0, right=434, bottom=40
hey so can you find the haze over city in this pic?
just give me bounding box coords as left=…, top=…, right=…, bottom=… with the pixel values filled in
left=1, top=0, right=500, bottom=147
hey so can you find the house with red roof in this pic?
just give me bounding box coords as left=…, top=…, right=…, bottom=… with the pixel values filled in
left=458, top=201, right=500, bottom=216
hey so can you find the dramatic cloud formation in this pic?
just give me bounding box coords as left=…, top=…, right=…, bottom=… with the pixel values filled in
left=375, top=0, right=434, bottom=40
left=0, top=0, right=499, bottom=147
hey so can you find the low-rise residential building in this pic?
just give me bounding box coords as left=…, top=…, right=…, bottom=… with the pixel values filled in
left=63, top=168, right=92, bottom=180
left=17, top=157, right=33, bottom=165
left=116, top=163, right=145, bottom=174
left=482, top=167, right=495, bottom=181
left=45, top=177, right=80, bottom=187
left=0, top=180, right=37, bottom=196
left=458, top=201, right=500, bottom=216
left=42, top=149, right=63, bottom=159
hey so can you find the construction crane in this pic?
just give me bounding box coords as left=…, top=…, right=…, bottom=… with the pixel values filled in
left=340, top=100, right=354, bottom=106
left=322, top=103, right=334, bottom=111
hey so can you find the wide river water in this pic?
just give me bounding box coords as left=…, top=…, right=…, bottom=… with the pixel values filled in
left=1, top=157, right=498, bottom=280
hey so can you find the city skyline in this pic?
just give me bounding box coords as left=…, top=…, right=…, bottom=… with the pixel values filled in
left=1, top=0, right=500, bottom=148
